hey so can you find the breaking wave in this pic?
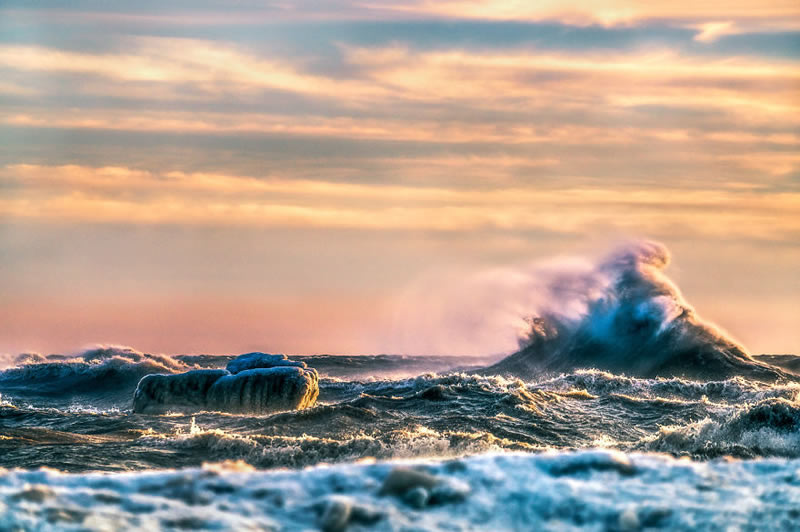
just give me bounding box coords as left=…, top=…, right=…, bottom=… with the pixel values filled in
left=484, top=241, right=789, bottom=382
left=0, top=346, right=188, bottom=404
left=641, top=397, right=800, bottom=458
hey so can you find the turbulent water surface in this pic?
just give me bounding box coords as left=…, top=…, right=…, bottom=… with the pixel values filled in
left=1, top=243, right=798, bottom=530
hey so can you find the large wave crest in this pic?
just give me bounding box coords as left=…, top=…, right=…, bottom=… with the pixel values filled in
left=483, top=241, right=788, bottom=381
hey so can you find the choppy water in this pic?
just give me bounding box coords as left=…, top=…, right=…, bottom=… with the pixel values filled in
left=1, top=242, right=798, bottom=530
left=1, top=347, right=798, bottom=530
left=1, top=348, right=799, bottom=473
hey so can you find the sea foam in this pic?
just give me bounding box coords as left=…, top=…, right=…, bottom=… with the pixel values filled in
left=1, top=451, right=798, bottom=531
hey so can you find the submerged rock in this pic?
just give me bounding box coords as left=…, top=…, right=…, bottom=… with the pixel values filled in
left=132, top=354, right=318, bottom=414
left=403, top=486, right=430, bottom=509
left=314, top=495, right=384, bottom=531
left=317, top=496, right=351, bottom=532
left=379, top=467, right=470, bottom=508
left=379, top=467, right=440, bottom=496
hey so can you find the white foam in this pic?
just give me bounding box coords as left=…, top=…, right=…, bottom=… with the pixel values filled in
left=1, top=450, right=798, bottom=531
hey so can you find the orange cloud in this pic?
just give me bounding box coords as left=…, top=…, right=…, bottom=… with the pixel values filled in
left=12, top=108, right=793, bottom=149
left=2, top=40, right=797, bottom=118
left=345, top=46, right=800, bottom=118
left=2, top=164, right=797, bottom=241
left=0, top=38, right=385, bottom=102
left=372, top=1, right=800, bottom=27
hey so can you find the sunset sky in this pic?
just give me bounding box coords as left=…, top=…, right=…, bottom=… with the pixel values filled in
left=1, top=1, right=798, bottom=357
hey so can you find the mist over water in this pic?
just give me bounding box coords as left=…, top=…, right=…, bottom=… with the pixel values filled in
left=1, top=241, right=798, bottom=530
left=386, top=253, right=601, bottom=356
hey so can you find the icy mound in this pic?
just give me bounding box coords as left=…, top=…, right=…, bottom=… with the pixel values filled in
left=225, top=352, right=306, bottom=373
left=208, top=367, right=318, bottom=414
left=133, top=354, right=318, bottom=415
left=133, top=369, right=229, bottom=414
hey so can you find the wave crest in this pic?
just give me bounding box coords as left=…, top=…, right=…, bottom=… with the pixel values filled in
left=640, top=397, right=800, bottom=458
left=484, top=241, right=788, bottom=381
left=0, top=345, right=188, bottom=404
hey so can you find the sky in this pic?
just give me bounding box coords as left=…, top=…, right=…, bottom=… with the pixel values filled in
left=0, top=1, right=798, bottom=357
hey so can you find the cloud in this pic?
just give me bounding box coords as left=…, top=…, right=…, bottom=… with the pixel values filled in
left=10, top=108, right=799, bottom=149
left=5, top=1, right=800, bottom=27
left=1, top=10, right=797, bottom=243
left=0, top=38, right=385, bottom=102
left=2, top=39, right=797, bottom=115
left=2, top=38, right=797, bottom=176
left=342, top=45, right=800, bottom=119
left=1, top=164, right=798, bottom=241
left=371, top=1, right=800, bottom=28
left=693, top=22, right=737, bottom=43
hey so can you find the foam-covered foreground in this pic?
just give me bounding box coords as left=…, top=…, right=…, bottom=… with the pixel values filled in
left=485, top=241, right=789, bottom=382
left=132, top=353, right=319, bottom=415
left=1, top=451, right=799, bottom=531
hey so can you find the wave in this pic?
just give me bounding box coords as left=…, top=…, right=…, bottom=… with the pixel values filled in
left=0, top=346, right=189, bottom=405
left=756, top=354, right=800, bottom=375
left=0, top=347, right=488, bottom=409
left=483, top=241, right=789, bottom=382
left=543, top=370, right=800, bottom=404
left=1, top=368, right=797, bottom=474
left=139, top=419, right=525, bottom=470
left=640, top=397, right=800, bottom=458
left=0, top=451, right=798, bottom=531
